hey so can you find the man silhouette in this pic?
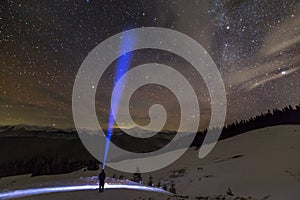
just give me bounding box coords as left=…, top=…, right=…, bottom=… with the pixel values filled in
left=98, top=169, right=106, bottom=192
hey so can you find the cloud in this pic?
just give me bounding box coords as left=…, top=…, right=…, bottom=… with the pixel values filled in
left=249, top=67, right=299, bottom=90
left=261, top=8, right=300, bottom=56
left=227, top=56, right=299, bottom=90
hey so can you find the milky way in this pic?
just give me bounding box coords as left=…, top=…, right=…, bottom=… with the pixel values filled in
left=0, top=0, right=299, bottom=130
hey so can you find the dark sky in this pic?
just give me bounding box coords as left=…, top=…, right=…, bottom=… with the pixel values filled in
left=0, top=0, right=299, bottom=130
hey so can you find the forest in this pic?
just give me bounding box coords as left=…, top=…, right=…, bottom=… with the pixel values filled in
left=0, top=103, right=299, bottom=178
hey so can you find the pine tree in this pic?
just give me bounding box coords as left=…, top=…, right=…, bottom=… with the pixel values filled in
left=169, top=181, right=176, bottom=194
left=147, top=174, right=153, bottom=186
left=162, top=183, right=167, bottom=191
left=157, top=181, right=161, bottom=188
left=132, top=167, right=142, bottom=183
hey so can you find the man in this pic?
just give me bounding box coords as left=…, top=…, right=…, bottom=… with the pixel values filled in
left=98, top=169, right=106, bottom=192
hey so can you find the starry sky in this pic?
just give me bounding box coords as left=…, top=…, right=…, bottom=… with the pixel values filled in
left=0, top=0, right=299, bottom=130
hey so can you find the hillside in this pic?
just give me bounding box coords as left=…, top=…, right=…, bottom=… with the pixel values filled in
left=0, top=125, right=299, bottom=199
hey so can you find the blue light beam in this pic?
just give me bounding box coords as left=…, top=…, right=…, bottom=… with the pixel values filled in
left=102, top=30, right=136, bottom=168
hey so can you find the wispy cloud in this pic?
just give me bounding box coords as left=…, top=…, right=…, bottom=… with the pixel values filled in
left=261, top=11, right=300, bottom=56
left=227, top=57, right=299, bottom=91
left=250, top=67, right=299, bottom=90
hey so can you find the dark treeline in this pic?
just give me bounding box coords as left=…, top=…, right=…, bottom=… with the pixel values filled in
left=192, top=104, right=300, bottom=148
left=0, top=132, right=100, bottom=178
left=0, top=156, right=100, bottom=178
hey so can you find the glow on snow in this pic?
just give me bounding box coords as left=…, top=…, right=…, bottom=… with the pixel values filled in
left=0, top=184, right=169, bottom=199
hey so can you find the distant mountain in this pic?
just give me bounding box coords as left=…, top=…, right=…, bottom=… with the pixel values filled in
left=0, top=124, right=70, bottom=132
left=0, top=103, right=299, bottom=178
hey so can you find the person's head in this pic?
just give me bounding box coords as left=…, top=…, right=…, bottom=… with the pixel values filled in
left=102, top=169, right=104, bottom=173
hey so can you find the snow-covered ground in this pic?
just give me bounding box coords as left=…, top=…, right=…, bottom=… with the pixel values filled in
left=0, top=183, right=170, bottom=199
left=0, top=125, right=299, bottom=200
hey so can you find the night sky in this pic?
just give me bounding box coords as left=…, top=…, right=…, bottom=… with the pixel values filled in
left=0, top=0, right=299, bottom=130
